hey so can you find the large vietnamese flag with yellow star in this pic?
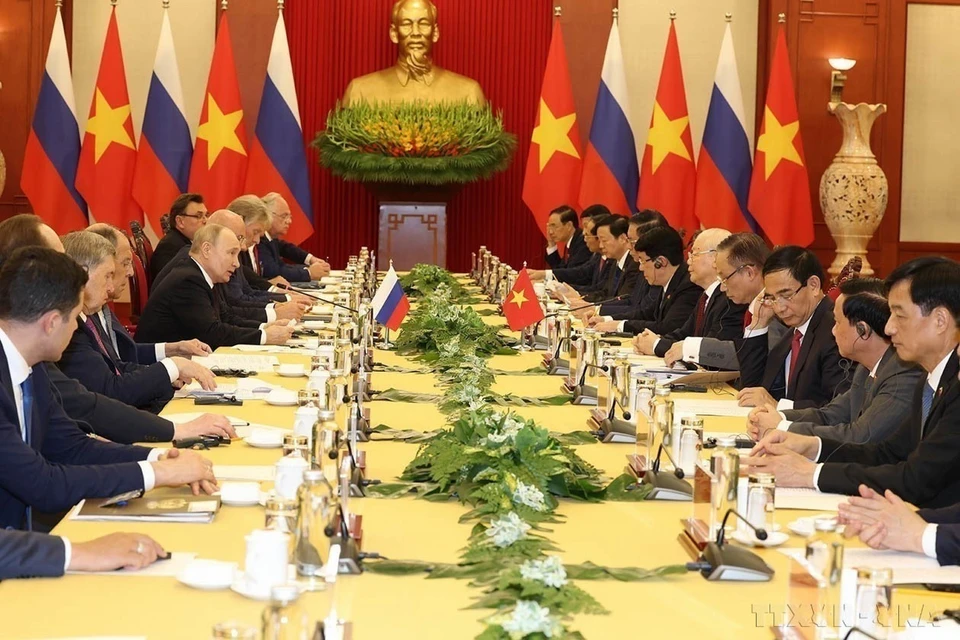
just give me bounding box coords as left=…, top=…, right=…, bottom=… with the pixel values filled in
left=747, top=24, right=814, bottom=247
left=638, top=18, right=697, bottom=233
left=75, top=7, right=139, bottom=227
left=522, top=16, right=583, bottom=239
left=189, top=12, right=247, bottom=210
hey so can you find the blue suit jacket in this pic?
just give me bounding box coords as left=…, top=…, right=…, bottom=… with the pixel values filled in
left=0, top=530, right=65, bottom=579
left=102, top=308, right=157, bottom=365
left=58, top=319, right=173, bottom=413
left=258, top=235, right=311, bottom=282
left=0, top=343, right=148, bottom=530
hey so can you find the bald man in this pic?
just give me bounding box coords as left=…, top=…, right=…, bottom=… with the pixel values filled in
left=260, top=193, right=329, bottom=282
left=634, top=228, right=748, bottom=359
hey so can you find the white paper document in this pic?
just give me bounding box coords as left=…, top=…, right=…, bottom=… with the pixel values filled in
left=842, top=548, right=960, bottom=585
left=775, top=487, right=849, bottom=511
left=672, top=399, right=753, bottom=418
left=213, top=465, right=276, bottom=482
left=193, top=354, right=280, bottom=372
left=66, top=553, right=196, bottom=577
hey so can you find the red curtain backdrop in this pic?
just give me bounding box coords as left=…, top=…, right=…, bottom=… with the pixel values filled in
left=285, top=0, right=553, bottom=271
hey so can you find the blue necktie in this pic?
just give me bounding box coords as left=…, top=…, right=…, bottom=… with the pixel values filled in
left=20, top=374, right=33, bottom=531
left=921, top=382, right=935, bottom=430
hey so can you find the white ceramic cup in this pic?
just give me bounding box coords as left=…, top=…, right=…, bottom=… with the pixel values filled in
left=301, top=337, right=320, bottom=350
left=293, top=406, right=320, bottom=445
left=274, top=454, right=309, bottom=499
left=278, top=363, right=305, bottom=377
left=249, top=427, right=283, bottom=446
left=243, top=529, right=289, bottom=589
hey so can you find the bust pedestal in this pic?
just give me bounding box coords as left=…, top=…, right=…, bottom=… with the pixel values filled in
left=371, top=184, right=458, bottom=271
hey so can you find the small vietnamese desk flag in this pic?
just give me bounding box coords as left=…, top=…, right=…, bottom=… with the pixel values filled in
left=747, top=22, right=814, bottom=247
left=503, top=268, right=545, bottom=331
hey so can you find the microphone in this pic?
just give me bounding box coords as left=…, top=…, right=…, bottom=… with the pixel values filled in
left=640, top=443, right=693, bottom=501
left=715, top=508, right=767, bottom=547
left=555, top=295, right=628, bottom=316
left=651, top=442, right=686, bottom=478
left=276, top=283, right=359, bottom=314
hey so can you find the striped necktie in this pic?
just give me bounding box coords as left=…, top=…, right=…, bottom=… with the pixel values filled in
left=20, top=374, right=33, bottom=530
left=921, top=382, right=935, bottom=431
left=85, top=316, right=121, bottom=375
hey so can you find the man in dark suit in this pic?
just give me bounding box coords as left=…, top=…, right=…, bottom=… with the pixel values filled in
left=0, top=530, right=165, bottom=580
left=135, top=224, right=295, bottom=349
left=228, top=195, right=295, bottom=292
left=665, top=232, right=775, bottom=373
left=0, top=247, right=218, bottom=530
left=149, top=193, right=207, bottom=285
left=593, top=214, right=665, bottom=321
left=590, top=225, right=702, bottom=337
left=544, top=205, right=591, bottom=271
left=529, top=206, right=610, bottom=288
left=0, top=215, right=235, bottom=445
left=747, top=278, right=923, bottom=443
left=736, top=246, right=850, bottom=410
left=58, top=232, right=216, bottom=413
left=745, top=257, right=960, bottom=508
left=633, top=228, right=747, bottom=357
left=569, top=216, right=639, bottom=304
left=260, top=192, right=329, bottom=283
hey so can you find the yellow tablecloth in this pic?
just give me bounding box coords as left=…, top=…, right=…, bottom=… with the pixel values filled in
left=1, top=303, right=953, bottom=639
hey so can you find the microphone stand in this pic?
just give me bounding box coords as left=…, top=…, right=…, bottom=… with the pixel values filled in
left=640, top=443, right=693, bottom=500
left=277, top=284, right=360, bottom=317
left=686, top=509, right=775, bottom=582
left=542, top=295, right=628, bottom=376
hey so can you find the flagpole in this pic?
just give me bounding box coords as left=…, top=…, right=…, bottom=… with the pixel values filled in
left=378, top=259, right=396, bottom=350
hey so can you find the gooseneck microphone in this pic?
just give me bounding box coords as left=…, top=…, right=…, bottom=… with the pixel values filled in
left=715, top=508, right=767, bottom=547
left=652, top=442, right=686, bottom=479
left=276, top=283, right=359, bottom=314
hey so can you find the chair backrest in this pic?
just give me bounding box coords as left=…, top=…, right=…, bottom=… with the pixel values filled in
left=160, top=213, right=171, bottom=235
left=126, top=234, right=149, bottom=319
left=129, top=221, right=154, bottom=287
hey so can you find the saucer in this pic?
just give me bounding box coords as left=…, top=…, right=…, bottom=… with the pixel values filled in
left=230, top=569, right=300, bottom=601
left=787, top=515, right=844, bottom=538
left=219, top=482, right=262, bottom=506
left=244, top=437, right=282, bottom=449
left=265, top=390, right=298, bottom=406
left=177, top=560, right=237, bottom=590
left=731, top=530, right=790, bottom=548
left=275, top=366, right=307, bottom=378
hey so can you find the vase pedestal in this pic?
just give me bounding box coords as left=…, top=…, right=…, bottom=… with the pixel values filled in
left=370, top=184, right=459, bottom=271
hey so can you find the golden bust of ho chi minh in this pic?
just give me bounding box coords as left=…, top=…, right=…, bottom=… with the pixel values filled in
left=342, top=0, right=486, bottom=106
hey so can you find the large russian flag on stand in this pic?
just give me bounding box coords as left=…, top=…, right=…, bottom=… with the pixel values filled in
left=578, top=19, right=638, bottom=216
left=694, top=21, right=755, bottom=232
left=245, top=8, right=313, bottom=245
left=372, top=266, right=410, bottom=331
left=133, top=6, right=192, bottom=236
left=21, top=6, right=87, bottom=234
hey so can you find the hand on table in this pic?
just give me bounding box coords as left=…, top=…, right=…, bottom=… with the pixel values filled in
left=838, top=485, right=927, bottom=554
left=634, top=330, right=659, bottom=355
left=737, top=386, right=777, bottom=407
left=307, top=261, right=330, bottom=280
left=741, top=442, right=817, bottom=489
left=171, top=414, right=237, bottom=441
left=153, top=448, right=218, bottom=495
left=528, top=270, right=546, bottom=282
left=590, top=320, right=620, bottom=333
left=69, top=533, right=166, bottom=572
left=166, top=339, right=212, bottom=357
left=171, top=358, right=216, bottom=391
left=663, top=342, right=684, bottom=366
left=275, top=301, right=305, bottom=321
left=750, top=429, right=821, bottom=460
left=265, top=324, right=296, bottom=345
left=746, top=404, right=782, bottom=441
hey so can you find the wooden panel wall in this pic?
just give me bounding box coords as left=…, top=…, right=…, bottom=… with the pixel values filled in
left=0, top=0, right=71, bottom=220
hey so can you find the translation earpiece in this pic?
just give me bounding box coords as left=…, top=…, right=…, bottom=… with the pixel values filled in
left=856, top=323, right=870, bottom=339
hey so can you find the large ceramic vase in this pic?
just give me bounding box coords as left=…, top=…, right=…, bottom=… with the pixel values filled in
left=819, top=102, right=888, bottom=276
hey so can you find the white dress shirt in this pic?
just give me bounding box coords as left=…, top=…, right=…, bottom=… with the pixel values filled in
left=546, top=234, right=574, bottom=257
left=660, top=280, right=718, bottom=353
left=96, top=308, right=167, bottom=362
left=0, top=327, right=162, bottom=491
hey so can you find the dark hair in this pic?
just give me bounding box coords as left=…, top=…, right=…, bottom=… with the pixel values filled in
left=762, top=246, right=826, bottom=289
left=839, top=277, right=885, bottom=297
left=635, top=220, right=663, bottom=240
left=717, top=233, right=769, bottom=268
left=842, top=292, right=890, bottom=338
left=630, top=209, right=668, bottom=227
left=594, top=215, right=629, bottom=239
left=170, top=193, right=205, bottom=219
left=549, top=205, right=580, bottom=230
left=581, top=204, right=611, bottom=220
left=0, top=214, right=46, bottom=269
left=885, top=256, right=960, bottom=319
left=0, top=247, right=87, bottom=323
left=634, top=225, right=684, bottom=265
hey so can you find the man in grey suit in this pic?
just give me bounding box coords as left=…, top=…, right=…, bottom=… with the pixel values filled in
left=665, top=232, right=780, bottom=372
left=0, top=530, right=164, bottom=580
left=746, top=278, right=923, bottom=442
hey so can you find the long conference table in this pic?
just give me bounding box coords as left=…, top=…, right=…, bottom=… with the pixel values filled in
left=1, top=289, right=952, bottom=638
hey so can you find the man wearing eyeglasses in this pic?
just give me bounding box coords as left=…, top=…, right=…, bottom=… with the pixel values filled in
left=149, top=193, right=207, bottom=285
left=259, top=193, right=330, bottom=283
left=736, top=246, right=850, bottom=410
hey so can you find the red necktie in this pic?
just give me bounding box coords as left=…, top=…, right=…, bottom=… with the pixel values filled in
left=694, top=292, right=708, bottom=335
left=85, top=316, right=120, bottom=375
left=253, top=245, right=261, bottom=275
left=788, top=329, right=803, bottom=390
left=743, top=309, right=753, bottom=329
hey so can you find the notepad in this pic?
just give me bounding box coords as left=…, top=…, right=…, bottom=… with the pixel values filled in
left=72, top=495, right=221, bottom=524
left=67, top=553, right=197, bottom=577
left=672, top=399, right=753, bottom=418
